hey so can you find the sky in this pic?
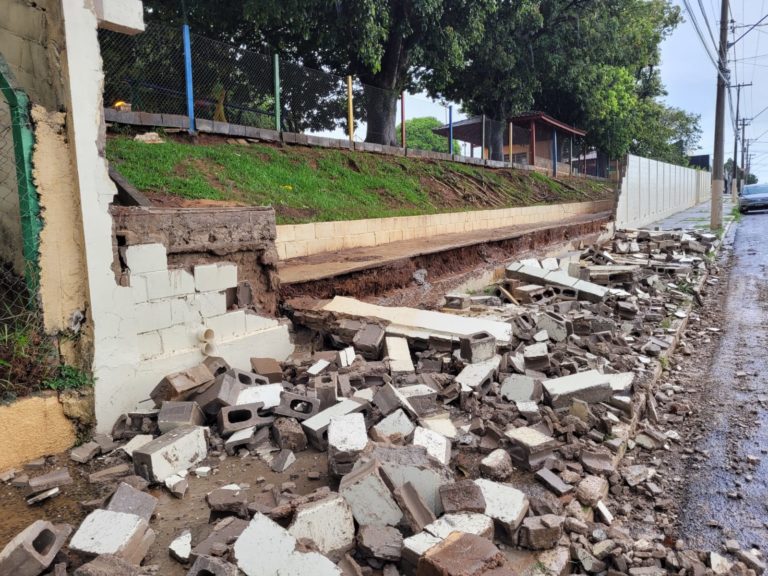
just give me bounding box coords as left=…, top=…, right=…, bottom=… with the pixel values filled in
left=660, top=0, right=768, bottom=181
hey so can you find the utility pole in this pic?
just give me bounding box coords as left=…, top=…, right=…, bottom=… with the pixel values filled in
left=710, top=0, right=730, bottom=230
left=730, top=83, right=751, bottom=199
left=739, top=120, right=749, bottom=192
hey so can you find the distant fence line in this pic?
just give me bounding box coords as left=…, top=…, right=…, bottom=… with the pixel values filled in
left=99, top=23, right=608, bottom=177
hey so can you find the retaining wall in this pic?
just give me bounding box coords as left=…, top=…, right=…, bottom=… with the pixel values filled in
left=276, top=199, right=615, bottom=260
left=616, top=155, right=710, bottom=229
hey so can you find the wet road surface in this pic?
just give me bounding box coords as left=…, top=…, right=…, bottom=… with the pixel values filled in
left=679, top=209, right=768, bottom=550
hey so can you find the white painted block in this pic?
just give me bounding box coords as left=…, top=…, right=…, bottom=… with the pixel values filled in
left=170, top=296, right=201, bottom=325
left=474, top=478, right=529, bottom=537
left=328, top=413, right=368, bottom=454
left=137, top=331, right=163, bottom=360
left=142, top=270, right=173, bottom=301
left=385, top=336, right=415, bottom=375
left=121, top=434, right=153, bottom=458
left=194, top=263, right=238, bottom=292
left=135, top=300, right=173, bottom=333
left=69, top=509, right=149, bottom=558
left=288, top=494, right=355, bottom=558
left=307, top=359, right=330, bottom=376
left=206, top=310, right=246, bottom=339
left=402, top=532, right=443, bottom=569
left=131, top=275, right=148, bottom=304
left=94, top=0, right=145, bottom=35
left=235, top=514, right=297, bottom=576
left=339, top=460, right=403, bottom=526
left=413, top=426, right=451, bottom=465
left=424, top=513, right=494, bottom=540
left=373, top=408, right=415, bottom=441
left=132, top=425, right=208, bottom=482
left=245, top=311, right=279, bottom=332
left=124, top=244, right=167, bottom=274
left=159, top=324, right=197, bottom=354
left=276, top=551, right=342, bottom=575
left=169, top=268, right=195, bottom=296
left=196, top=291, right=227, bottom=318
left=237, top=383, right=283, bottom=408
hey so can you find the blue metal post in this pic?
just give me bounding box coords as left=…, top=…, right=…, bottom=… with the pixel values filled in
left=552, top=128, right=558, bottom=176
left=182, top=23, right=195, bottom=133
left=448, top=105, right=454, bottom=155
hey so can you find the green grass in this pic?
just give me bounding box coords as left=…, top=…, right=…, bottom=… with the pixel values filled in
left=42, top=365, right=94, bottom=391
left=730, top=204, right=742, bottom=223
left=106, top=136, right=611, bottom=224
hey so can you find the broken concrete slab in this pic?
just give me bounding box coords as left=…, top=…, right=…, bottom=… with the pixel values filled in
left=412, top=426, right=451, bottom=465
left=439, top=480, right=486, bottom=514
left=455, top=355, right=501, bottom=397
left=518, top=515, right=564, bottom=550
left=302, top=398, right=369, bottom=450
left=236, top=383, right=284, bottom=409
left=424, top=512, right=495, bottom=540
left=249, top=357, right=283, bottom=383
left=72, top=554, right=142, bottom=576
left=541, top=370, right=612, bottom=409
left=0, top=520, right=71, bottom=576
left=474, top=478, right=529, bottom=540
left=357, top=525, right=403, bottom=561
left=385, top=336, right=415, bottom=375
left=288, top=494, right=355, bottom=561
left=270, top=449, right=296, bottom=473
left=401, top=532, right=443, bottom=576
left=27, top=468, right=72, bottom=493
left=168, top=529, right=192, bottom=564
left=339, top=459, right=403, bottom=526
left=105, top=482, right=158, bottom=523
left=534, top=468, right=573, bottom=496
left=132, top=425, right=208, bottom=482
left=395, top=385, right=439, bottom=417
left=393, top=481, right=436, bottom=533
left=70, top=442, right=102, bottom=464
left=418, top=531, right=506, bottom=576
left=187, top=555, right=239, bottom=576
left=504, top=426, right=558, bottom=471
left=69, top=509, right=154, bottom=564
left=157, top=401, right=206, bottom=433
left=372, top=408, right=415, bottom=442
left=328, top=413, right=369, bottom=477
left=206, top=486, right=249, bottom=518
left=500, top=374, right=542, bottom=403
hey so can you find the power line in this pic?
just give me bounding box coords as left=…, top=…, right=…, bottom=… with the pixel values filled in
left=729, top=12, right=768, bottom=46
left=697, top=0, right=720, bottom=50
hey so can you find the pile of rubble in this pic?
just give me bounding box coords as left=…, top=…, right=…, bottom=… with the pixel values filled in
left=1, top=228, right=765, bottom=576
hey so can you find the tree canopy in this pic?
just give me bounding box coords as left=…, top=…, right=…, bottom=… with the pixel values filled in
left=396, top=117, right=459, bottom=153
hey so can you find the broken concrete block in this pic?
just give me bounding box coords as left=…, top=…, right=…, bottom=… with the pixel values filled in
left=133, top=425, right=208, bottom=482
left=515, top=400, right=541, bottom=422
left=541, top=370, right=612, bottom=409
left=372, top=383, right=401, bottom=416
left=191, top=517, right=248, bottom=561
left=328, top=413, right=369, bottom=476
left=249, top=357, right=283, bottom=383
left=121, top=435, right=153, bottom=458
left=339, top=459, right=402, bottom=526
left=106, top=482, right=157, bottom=523
left=413, top=426, right=451, bottom=465
left=312, top=372, right=339, bottom=410
left=357, top=525, right=403, bottom=562
left=307, top=359, right=331, bottom=376
left=373, top=408, right=415, bottom=442
left=504, top=426, right=558, bottom=471
left=473, top=478, right=529, bottom=540
left=523, top=342, right=550, bottom=371
left=206, top=486, right=249, bottom=518
left=191, top=371, right=245, bottom=416
left=396, top=385, right=439, bottom=417
left=150, top=364, right=214, bottom=406
left=272, top=417, right=308, bottom=452
left=70, top=441, right=101, bottom=464
left=354, top=324, right=386, bottom=360
left=302, top=398, right=369, bottom=450
left=89, top=463, right=132, bottom=484
left=575, top=475, right=609, bottom=507
left=224, top=426, right=256, bottom=456
left=535, top=468, right=573, bottom=496
left=455, top=356, right=500, bottom=398
left=402, top=532, right=443, bottom=576
left=536, top=312, right=571, bottom=342
left=72, top=554, right=142, bottom=576
left=157, top=401, right=205, bottom=433
left=424, top=512, right=494, bottom=540
left=370, top=444, right=454, bottom=516
left=69, top=509, right=154, bottom=564
left=386, top=336, right=415, bottom=375
left=288, top=494, right=355, bottom=561
left=217, top=403, right=273, bottom=436
left=417, top=532, right=505, bottom=576
left=28, top=468, right=72, bottom=493
left=439, top=480, right=486, bottom=514
left=419, top=413, right=458, bottom=440
left=459, top=331, right=496, bottom=363
left=270, top=449, right=296, bottom=473
left=480, top=449, right=513, bottom=481
left=0, top=520, right=71, bottom=576
left=236, top=382, right=283, bottom=409
left=518, top=514, right=564, bottom=550
left=168, top=529, right=192, bottom=563
left=393, top=481, right=436, bottom=533
left=275, top=391, right=321, bottom=420
left=500, top=374, right=542, bottom=403
left=187, top=554, right=238, bottom=575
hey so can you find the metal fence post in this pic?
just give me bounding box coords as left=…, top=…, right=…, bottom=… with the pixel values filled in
left=182, top=23, right=195, bottom=133
left=449, top=106, right=453, bottom=155
left=273, top=54, right=281, bottom=132
left=481, top=114, right=486, bottom=160
left=400, top=92, right=406, bottom=148
left=552, top=128, right=558, bottom=176
left=508, top=121, right=513, bottom=165
left=347, top=76, right=354, bottom=142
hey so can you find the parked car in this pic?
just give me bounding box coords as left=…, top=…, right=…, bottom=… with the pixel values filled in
left=739, top=183, right=768, bottom=213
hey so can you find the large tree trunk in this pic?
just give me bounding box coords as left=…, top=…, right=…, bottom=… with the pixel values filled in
left=364, top=88, right=398, bottom=146
left=488, top=119, right=505, bottom=161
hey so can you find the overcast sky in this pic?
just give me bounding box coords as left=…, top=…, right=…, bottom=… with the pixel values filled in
left=660, top=1, right=768, bottom=181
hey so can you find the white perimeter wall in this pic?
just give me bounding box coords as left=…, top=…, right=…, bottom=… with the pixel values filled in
left=616, top=154, right=711, bottom=229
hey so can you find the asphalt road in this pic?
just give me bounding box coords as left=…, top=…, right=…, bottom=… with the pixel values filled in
left=678, top=209, right=768, bottom=550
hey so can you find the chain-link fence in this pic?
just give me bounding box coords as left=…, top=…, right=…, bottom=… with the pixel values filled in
left=0, top=90, right=57, bottom=402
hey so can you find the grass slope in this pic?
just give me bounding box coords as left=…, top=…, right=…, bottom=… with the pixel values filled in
left=107, top=134, right=611, bottom=224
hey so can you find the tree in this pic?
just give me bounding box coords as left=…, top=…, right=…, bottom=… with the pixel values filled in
left=725, top=158, right=758, bottom=185
left=240, top=0, right=494, bottom=145
left=396, top=117, right=459, bottom=153
left=630, top=102, right=701, bottom=164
